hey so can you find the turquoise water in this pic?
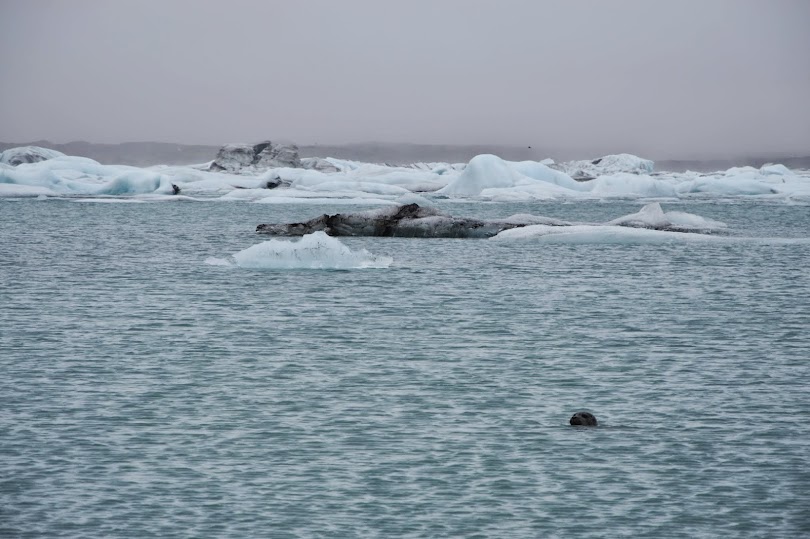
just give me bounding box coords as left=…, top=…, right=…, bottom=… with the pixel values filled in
left=2, top=199, right=809, bottom=537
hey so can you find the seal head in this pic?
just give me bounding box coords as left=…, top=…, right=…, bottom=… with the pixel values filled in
left=570, top=412, right=598, bottom=426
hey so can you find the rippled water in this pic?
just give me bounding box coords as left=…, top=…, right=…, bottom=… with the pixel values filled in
left=2, top=199, right=809, bottom=538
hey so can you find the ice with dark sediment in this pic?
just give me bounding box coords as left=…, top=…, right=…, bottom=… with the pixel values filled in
left=555, top=153, right=655, bottom=180
left=256, top=202, right=726, bottom=239
left=257, top=203, right=569, bottom=238
left=208, top=141, right=302, bottom=173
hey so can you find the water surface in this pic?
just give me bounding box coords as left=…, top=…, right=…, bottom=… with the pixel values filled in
left=1, top=199, right=809, bottom=537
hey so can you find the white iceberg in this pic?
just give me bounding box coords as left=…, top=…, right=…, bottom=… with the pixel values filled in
left=584, top=173, right=678, bottom=198
left=437, top=154, right=579, bottom=198
left=675, top=176, right=776, bottom=196
left=206, top=231, right=392, bottom=269
left=607, top=202, right=727, bottom=232
left=760, top=163, right=793, bottom=176
left=492, top=202, right=728, bottom=242
left=491, top=224, right=722, bottom=244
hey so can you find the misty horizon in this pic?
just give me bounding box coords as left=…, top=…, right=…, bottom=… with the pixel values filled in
left=2, top=0, right=809, bottom=160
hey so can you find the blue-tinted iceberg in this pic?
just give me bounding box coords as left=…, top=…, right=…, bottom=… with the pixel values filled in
left=0, top=155, right=177, bottom=196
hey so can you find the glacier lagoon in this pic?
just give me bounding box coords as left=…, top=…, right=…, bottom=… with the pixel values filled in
left=2, top=151, right=810, bottom=537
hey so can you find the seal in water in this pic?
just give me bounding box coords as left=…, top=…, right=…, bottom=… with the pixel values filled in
left=570, top=412, right=598, bottom=426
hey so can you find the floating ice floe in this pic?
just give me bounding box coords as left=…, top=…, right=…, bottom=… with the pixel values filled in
left=607, top=202, right=728, bottom=233
left=205, top=231, right=392, bottom=269
left=491, top=224, right=722, bottom=244
left=256, top=202, right=722, bottom=238
left=492, top=202, right=729, bottom=243
left=256, top=203, right=568, bottom=238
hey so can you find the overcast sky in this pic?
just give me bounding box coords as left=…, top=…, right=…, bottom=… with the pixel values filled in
left=1, top=0, right=808, bottom=158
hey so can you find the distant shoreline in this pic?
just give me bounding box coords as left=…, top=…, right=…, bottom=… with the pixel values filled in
left=1, top=140, right=808, bottom=172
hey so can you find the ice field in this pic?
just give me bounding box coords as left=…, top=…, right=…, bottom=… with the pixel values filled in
left=2, top=145, right=808, bottom=204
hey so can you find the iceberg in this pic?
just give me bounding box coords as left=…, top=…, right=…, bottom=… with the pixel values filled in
left=257, top=203, right=727, bottom=239
left=256, top=203, right=727, bottom=238
left=491, top=224, right=722, bottom=244
left=437, top=154, right=580, bottom=198
left=557, top=153, right=655, bottom=180
left=300, top=157, right=340, bottom=173
left=257, top=203, right=568, bottom=238
left=206, top=232, right=392, bottom=269
left=208, top=141, right=303, bottom=173
left=494, top=202, right=729, bottom=242
left=584, top=173, right=678, bottom=198
left=665, top=210, right=729, bottom=232
left=0, top=155, right=178, bottom=196
left=0, top=146, right=65, bottom=166
left=607, top=202, right=727, bottom=233
left=759, top=163, right=792, bottom=176
left=607, top=202, right=671, bottom=228
left=675, top=176, right=776, bottom=196
left=437, top=154, right=528, bottom=196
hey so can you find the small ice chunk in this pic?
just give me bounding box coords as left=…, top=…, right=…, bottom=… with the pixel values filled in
left=608, top=202, right=670, bottom=228
left=211, top=232, right=392, bottom=270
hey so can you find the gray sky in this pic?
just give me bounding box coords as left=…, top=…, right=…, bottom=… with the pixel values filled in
left=1, top=0, right=809, bottom=158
